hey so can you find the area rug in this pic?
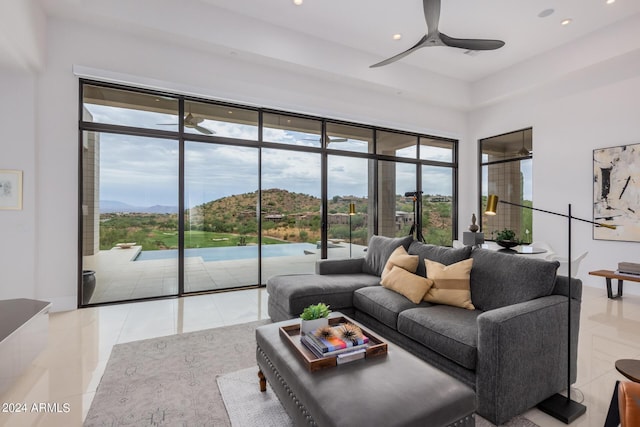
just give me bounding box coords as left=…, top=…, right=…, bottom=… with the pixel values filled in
left=85, top=318, right=538, bottom=427
left=84, top=320, right=269, bottom=427
left=217, top=367, right=540, bottom=427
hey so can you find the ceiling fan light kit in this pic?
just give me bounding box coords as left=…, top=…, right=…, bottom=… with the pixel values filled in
left=370, top=0, right=505, bottom=68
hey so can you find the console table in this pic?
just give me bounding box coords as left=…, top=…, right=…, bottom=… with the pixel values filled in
left=0, top=299, right=51, bottom=394
left=588, top=270, right=640, bottom=299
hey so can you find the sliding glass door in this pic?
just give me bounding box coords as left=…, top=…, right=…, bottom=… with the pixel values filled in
left=79, top=81, right=458, bottom=306
left=327, top=156, right=371, bottom=259
left=184, top=143, right=259, bottom=292
left=260, top=148, right=321, bottom=281
left=81, top=132, right=179, bottom=304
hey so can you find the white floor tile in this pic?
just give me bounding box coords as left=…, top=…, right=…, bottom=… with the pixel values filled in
left=1, top=285, right=638, bottom=426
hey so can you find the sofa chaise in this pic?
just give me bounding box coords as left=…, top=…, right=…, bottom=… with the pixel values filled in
left=266, top=235, right=582, bottom=425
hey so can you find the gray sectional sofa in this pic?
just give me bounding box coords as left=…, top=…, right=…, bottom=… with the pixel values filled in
left=266, top=235, right=582, bottom=425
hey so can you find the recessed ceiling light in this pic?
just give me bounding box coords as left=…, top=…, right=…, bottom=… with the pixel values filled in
left=538, top=8, right=554, bottom=18
left=293, top=0, right=303, bottom=5
left=606, top=0, right=616, bottom=4
left=392, top=33, right=402, bottom=41
left=561, top=18, right=572, bottom=26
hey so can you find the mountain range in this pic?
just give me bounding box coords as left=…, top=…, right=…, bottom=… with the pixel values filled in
left=100, top=200, right=178, bottom=214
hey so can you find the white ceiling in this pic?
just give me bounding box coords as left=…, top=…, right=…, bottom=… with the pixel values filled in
left=5, top=0, right=640, bottom=110
left=197, top=0, right=640, bottom=82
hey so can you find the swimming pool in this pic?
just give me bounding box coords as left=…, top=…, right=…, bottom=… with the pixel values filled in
left=134, top=242, right=318, bottom=262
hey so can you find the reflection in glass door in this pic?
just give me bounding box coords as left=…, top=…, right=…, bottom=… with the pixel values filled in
left=261, top=148, right=321, bottom=281
left=81, top=132, right=179, bottom=304
left=184, top=143, right=259, bottom=292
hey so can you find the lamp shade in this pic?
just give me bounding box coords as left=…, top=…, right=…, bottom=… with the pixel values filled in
left=485, top=194, right=499, bottom=215
left=349, top=203, right=356, bottom=215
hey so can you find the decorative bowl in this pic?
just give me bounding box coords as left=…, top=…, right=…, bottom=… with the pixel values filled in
left=496, top=240, right=519, bottom=249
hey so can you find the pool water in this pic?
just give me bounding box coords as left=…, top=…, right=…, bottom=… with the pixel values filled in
left=135, top=242, right=319, bottom=262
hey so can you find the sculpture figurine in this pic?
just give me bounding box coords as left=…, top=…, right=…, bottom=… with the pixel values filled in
left=469, top=213, right=479, bottom=232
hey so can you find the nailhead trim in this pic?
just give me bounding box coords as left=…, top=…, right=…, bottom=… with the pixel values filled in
left=258, top=346, right=475, bottom=427
left=258, top=346, right=317, bottom=426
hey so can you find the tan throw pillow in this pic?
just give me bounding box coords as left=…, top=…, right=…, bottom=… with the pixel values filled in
left=381, top=266, right=434, bottom=304
left=423, top=258, right=475, bottom=310
left=381, top=245, right=419, bottom=280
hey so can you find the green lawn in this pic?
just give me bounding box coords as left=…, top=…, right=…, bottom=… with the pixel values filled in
left=151, top=230, right=283, bottom=250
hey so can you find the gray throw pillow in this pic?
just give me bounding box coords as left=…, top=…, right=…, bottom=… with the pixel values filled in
left=408, top=241, right=472, bottom=277
left=470, top=248, right=560, bottom=311
left=362, top=235, right=415, bottom=277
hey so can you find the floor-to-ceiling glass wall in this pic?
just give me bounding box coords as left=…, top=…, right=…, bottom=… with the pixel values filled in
left=260, top=147, right=321, bottom=280
left=480, top=128, right=533, bottom=242
left=182, top=100, right=261, bottom=293
left=184, top=143, right=259, bottom=292
left=79, top=81, right=459, bottom=306
left=419, top=137, right=455, bottom=244
left=377, top=160, right=417, bottom=238
left=81, top=131, right=180, bottom=303
left=326, top=122, right=374, bottom=259
left=81, top=85, right=181, bottom=305
left=327, top=156, right=370, bottom=259
left=260, top=113, right=322, bottom=280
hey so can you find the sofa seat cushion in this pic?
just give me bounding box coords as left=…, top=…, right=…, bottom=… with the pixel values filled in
left=267, top=273, right=381, bottom=317
left=470, top=249, right=560, bottom=311
left=408, top=242, right=472, bottom=278
left=354, top=286, right=432, bottom=330
left=397, top=306, right=482, bottom=370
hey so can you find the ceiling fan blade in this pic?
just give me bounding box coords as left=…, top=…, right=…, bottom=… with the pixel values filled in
left=194, top=125, right=214, bottom=135
left=439, top=33, right=505, bottom=51
left=423, top=0, right=441, bottom=36
left=370, top=35, right=428, bottom=68
left=328, top=137, right=348, bottom=143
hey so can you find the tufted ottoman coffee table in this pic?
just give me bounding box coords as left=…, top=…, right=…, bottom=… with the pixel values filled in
left=256, top=313, right=476, bottom=427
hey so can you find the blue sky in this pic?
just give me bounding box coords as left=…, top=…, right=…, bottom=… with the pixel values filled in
left=88, top=105, right=455, bottom=207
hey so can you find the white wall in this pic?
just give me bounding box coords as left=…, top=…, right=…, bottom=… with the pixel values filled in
left=2, top=18, right=467, bottom=311
left=0, top=72, right=37, bottom=300
left=7, top=13, right=639, bottom=310
left=468, top=48, right=640, bottom=295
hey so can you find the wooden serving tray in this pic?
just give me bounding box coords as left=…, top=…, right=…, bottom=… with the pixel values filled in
left=279, top=315, right=388, bottom=372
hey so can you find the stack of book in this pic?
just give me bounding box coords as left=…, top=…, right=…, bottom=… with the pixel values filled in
left=301, top=324, right=369, bottom=362
left=618, top=262, right=640, bottom=276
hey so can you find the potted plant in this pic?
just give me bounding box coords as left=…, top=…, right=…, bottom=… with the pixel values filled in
left=495, top=228, right=520, bottom=249
left=300, top=303, right=331, bottom=335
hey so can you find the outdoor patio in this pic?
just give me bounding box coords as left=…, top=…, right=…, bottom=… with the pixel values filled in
left=83, top=243, right=367, bottom=304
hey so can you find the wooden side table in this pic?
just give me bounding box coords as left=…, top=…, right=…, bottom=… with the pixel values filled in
left=588, top=270, right=640, bottom=299
left=616, top=359, right=640, bottom=383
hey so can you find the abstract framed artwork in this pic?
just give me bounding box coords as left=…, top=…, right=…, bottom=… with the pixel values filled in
left=593, top=143, right=640, bottom=242
left=0, top=169, right=23, bottom=210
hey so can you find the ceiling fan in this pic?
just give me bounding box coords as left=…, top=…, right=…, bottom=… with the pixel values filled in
left=370, top=0, right=505, bottom=68
left=158, top=112, right=216, bottom=135
left=303, top=135, right=349, bottom=143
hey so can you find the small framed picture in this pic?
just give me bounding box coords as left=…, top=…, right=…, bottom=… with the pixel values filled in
left=0, top=169, right=23, bottom=210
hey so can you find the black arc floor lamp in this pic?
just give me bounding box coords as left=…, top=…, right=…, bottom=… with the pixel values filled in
left=349, top=202, right=356, bottom=258
left=485, top=194, right=616, bottom=424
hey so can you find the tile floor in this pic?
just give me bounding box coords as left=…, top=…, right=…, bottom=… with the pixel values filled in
left=1, top=284, right=639, bottom=427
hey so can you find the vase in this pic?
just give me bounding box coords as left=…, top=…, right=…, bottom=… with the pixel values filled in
left=82, top=270, right=96, bottom=305
left=300, top=317, right=329, bottom=335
